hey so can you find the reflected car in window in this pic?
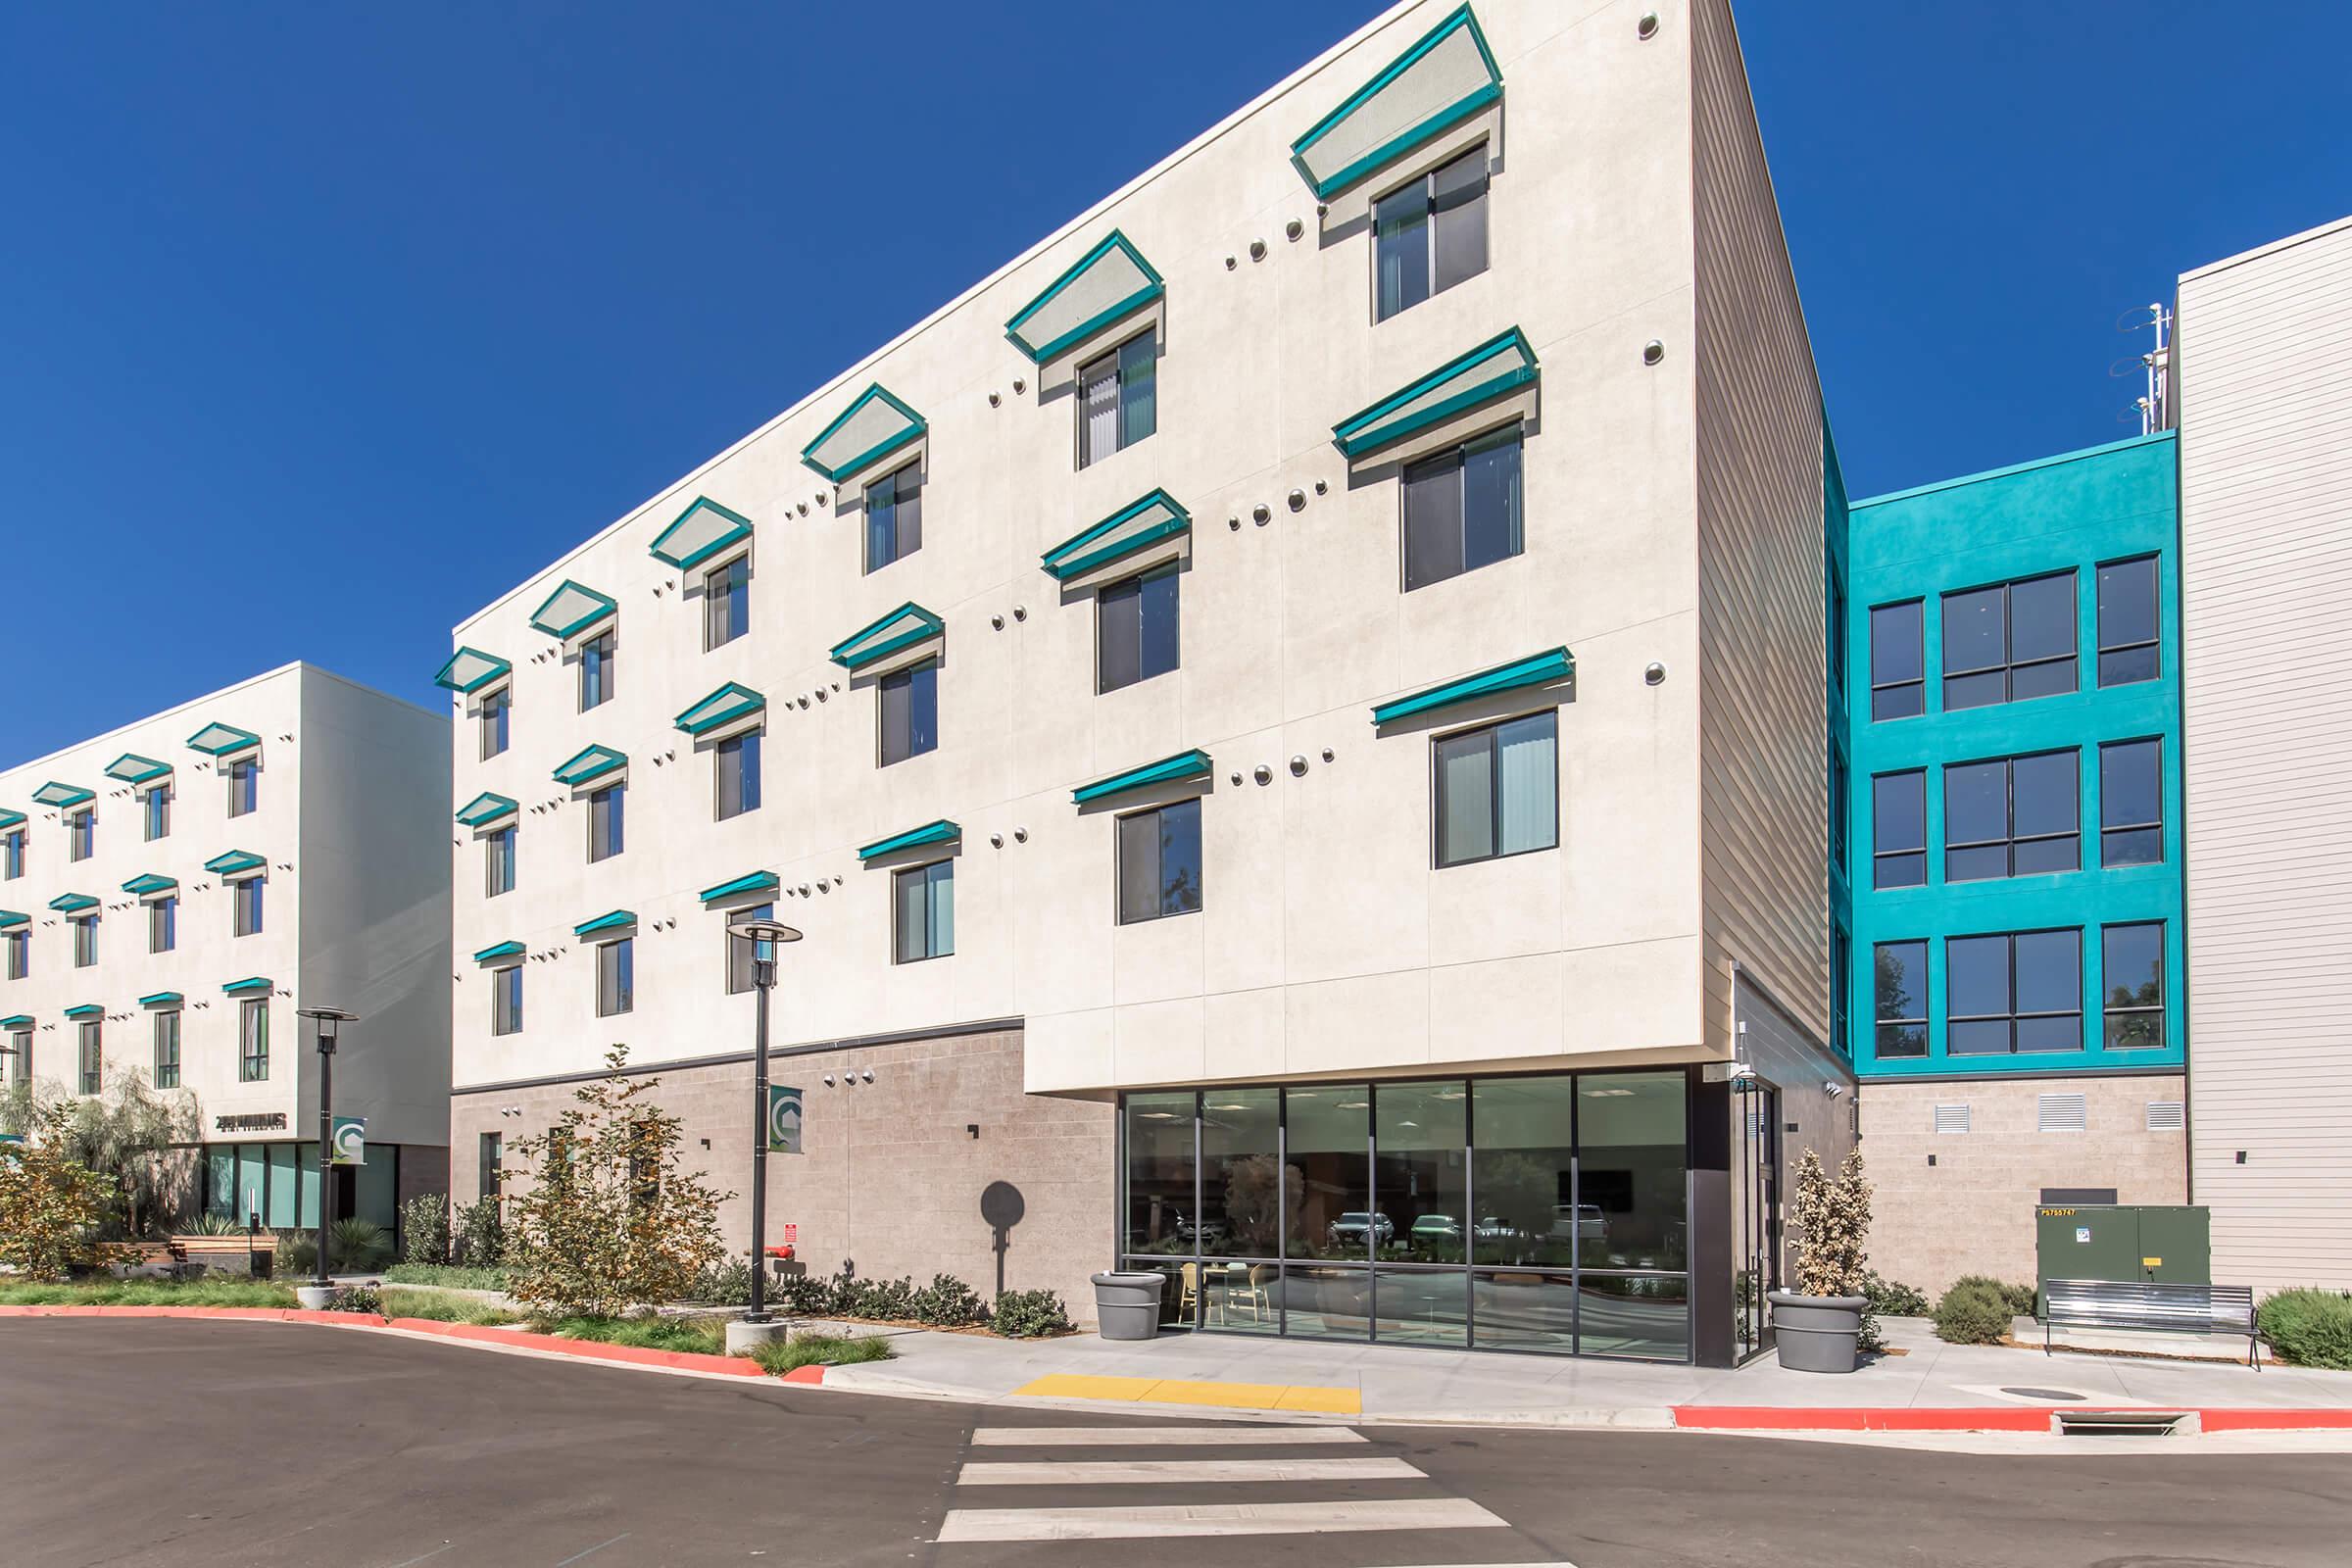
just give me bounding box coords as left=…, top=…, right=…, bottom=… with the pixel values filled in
left=1329, top=1211, right=1396, bottom=1246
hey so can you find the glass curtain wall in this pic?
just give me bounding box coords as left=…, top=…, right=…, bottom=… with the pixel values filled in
left=1118, top=1071, right=1690, bottom=1360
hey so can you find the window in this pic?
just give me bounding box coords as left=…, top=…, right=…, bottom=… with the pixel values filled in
left=239, top=1000, right=269, bottom=1081
left=479, top=688, right=510, bottom=760
left=478, top=1131, right=503, bottom=1200
left=1871, top=770, right=1926, bottom=889
left=893, top=860, right=956, bottom=964
left=596, top=938, right=634, bottom=1017
left=1947, top=929, right=2082, bottom=1054
left=2, top=829, right=20, bottom=880
left=579, top=631, right=614, bottom=711
left=588, top=783, right=625, bottom=863
left=862, top=464, right=922, bottom=574
left=1869, top=601, right=1924, bottom=720
left=227, top=759, right=259, bottom=818
left=1829, top=744, right=1850, bottom=869
left=1402, top=423, right=1523, bottom=592
left=715, top=731, right=762, bottom=820
left=1434, top=710, right=1557, bottom=868
left=233, top=878, right=264, bottom=938
left=3, top=930, right=24, bottom=980
left=73, top=913, right=97, bottom=968
left=726, top=903, right=775, bottom=995
left=2102, top=922, right=2165, bottom=1050
left=78, top=1021, right=101, bottom=1095
left=145, top=784, right=172, bottom=842
left=705, top=554, right=751, bottom=648
left=150, top=896, right=176, bottom=955
left=1117, top=798, right=1202, bottom=924
left=69, top=809, right=93, bottom=862
left=1077, top=332, right=1156, bottom=467
left=2099, top=739, right=2163, bottom=866
left=485, top=825, right=516, bottom=897
left=1942, top=570, right=2076, bottom=709
left=1098, top=564, right=1181, bottom=693
left=7, top=1029, right=27, bottom=1087
left=1829, top=568, right=1848, bottom=701
left=1873, top=941, right=1929, bottom=1058
left=1943, top=750, right=2078, bottom=881
left=492, top=963, right=522, bottom=1036
left=154, top=1011, right=180, bottom=1090
left=2096, top=556, right=2160, bottom=686
left=1832, top=921, right=1852, bottom=1055
left=1373, top=145, right=1489, bottom=320
left=878, top=662, right=938, bottom=766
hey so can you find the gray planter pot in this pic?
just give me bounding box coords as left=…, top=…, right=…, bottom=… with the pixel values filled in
left=294, top=1285, right=343, bottom=1311
left=1768, top=1290, right=1866, bottom=1373
left=1091, top=1270, right=1167, bottom=1342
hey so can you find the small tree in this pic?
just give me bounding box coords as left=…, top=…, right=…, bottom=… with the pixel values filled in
left=0, top=1101, right=116, bottom=1280
left=1789, top=1147, right=1872, bottom=1298
left=503, top=1047, right=732, bottom=1318
left=58, top=1067, right=201, bottom=1238
left=399, top=1192, right=452, bottom=1266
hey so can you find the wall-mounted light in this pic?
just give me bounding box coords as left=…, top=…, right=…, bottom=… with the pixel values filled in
left=1645, top=662, right=1668, bottom=686
left=1285, top=219, right=1303, bottom=242
left=1287, top=489, right=1305, bottom=512
left=1251, top=504, right=1270, bottom=525
left=1642, top=339, right=1666, bottom=367
left=1249, top=239, right=1266, bottom=262
left=1639, top=10, right=1660, bottom=39
left=1289, top=755, right=1307, bottom=776
left=1253, top=764, right=1272, bottom=785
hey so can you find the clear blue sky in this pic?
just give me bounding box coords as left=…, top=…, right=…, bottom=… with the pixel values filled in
left=3, top=2, right=2344, bottom=763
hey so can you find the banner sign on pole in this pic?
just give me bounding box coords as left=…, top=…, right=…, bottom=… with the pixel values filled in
left=766, top=1086, right=802, bottom=1154
left=331, top=1114, right=367, bottom=1166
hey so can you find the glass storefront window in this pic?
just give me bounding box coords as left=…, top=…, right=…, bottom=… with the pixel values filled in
left=1376, top=1081, right=1467, bottom=1263
left=1470, top=1075, right=1576, bottom=1268
left=1200, top=1089, right=1280, bottom=1257
left=1577, top=1272, right=1691, bottom=1360
left=1576, top=1072, right=1689, bottom=1271
left=1471, top=1268, right=1577, bottom=1353
left=1123, top=1092, right=1195, bottom=1256
left=1282, top=1085, right=1370, bottom=1262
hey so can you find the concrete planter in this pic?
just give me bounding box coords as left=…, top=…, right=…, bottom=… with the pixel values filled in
left=1768, top=1291, right=1866, bottom=1373
left=294, top=1285, right=344, bottom=1311
left=1092, top=1271, right=1166, bottom=1342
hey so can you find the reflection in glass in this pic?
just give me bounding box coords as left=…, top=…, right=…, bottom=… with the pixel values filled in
left=1200, top=1258, right=1280, bottom=1335
left=1200, top=1089, right=1282, bottom=1257
left=1283, top=1086, right=1370, bottom=1261
left=1376, top=1081, right=1467, bottom=1263
left=1374, top=1267, right=1468, bottom=1346
left=1577, top=1273, right=1690, bottom=1360
left=1281, top=1264, right=1371, bottom=1342
left=1577, top=1073, right=1689, bottom=1271
left=1123, top=1093, right=1195, bottom=1255
left=1471, top=1269, right=1576, bottom=1352
left=1471, top=1075, right=1575, bottom=1268
left=1121, top=1256, right=1193, bottom=1330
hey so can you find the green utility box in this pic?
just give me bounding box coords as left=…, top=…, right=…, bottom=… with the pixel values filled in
left=2034, top=1204, right=2211, bottom=1312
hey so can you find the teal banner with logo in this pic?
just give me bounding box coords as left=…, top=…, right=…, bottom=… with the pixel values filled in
left=766, top=1086, right=802, bottom=1154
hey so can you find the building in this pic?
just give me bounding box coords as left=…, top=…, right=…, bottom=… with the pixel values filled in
left=0, top=662, right=453, bottom=1236
left=1838, top=433, right=2188, bottom=1294
left=441, top=0, right=1853, bottom=1367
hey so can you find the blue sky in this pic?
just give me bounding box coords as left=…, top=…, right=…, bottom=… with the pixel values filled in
left=2, top=1, right=2344, bottom=762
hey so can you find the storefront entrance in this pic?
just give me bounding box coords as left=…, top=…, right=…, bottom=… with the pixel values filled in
left=1734, top=1081, right=1782, bottom=1360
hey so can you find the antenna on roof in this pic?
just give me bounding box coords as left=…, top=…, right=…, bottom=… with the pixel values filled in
left=2112, top=304, right=2173, bottom=434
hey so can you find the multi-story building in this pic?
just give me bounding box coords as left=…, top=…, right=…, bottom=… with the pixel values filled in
left=0, top=662, right=452, bottom=1235
left=442, top=0, right=1853, bottom=1367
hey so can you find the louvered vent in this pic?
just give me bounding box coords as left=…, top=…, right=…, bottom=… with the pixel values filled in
left=2037, top=1092, right=2088, bottom=1133
left=1933, top=1102, right=1972, bottom=1134
left=2145, top=1101, right=2186, bottom=1132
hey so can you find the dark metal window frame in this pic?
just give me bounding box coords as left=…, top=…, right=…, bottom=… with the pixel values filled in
left=238, top=999, right=269, bottom=1082
left=1096, top=562, right=1183, bottom=694
left=892, top=859, right=955, bottom=965
left=78, top=1020, right=102, bottom=1094
left=150, top=896, right=176, bottom=954
left=1942, top=749, right=2080, bottom=882
left=68, top=808, right=94, bottom=862
left=226, top=758, right=261, bottom=818
left=876, top=661, right=939, bottom=768
left=1430, top=708, right=1559, bottom=870
left=1940, top=569, right=2079, bottom=707
left=714, top=729, right=763, bottom=821
left=595, top=937, right=634, bottom=1018
left=1399, top=420, right=1525, bottom=594
left=3, top=929, right=24, bottom=980
left=2101, top=920, right=2166, bottom=1050
left=861, top=463, right=923, bottom=574
left=1075, top=329, right=1158, bottom=469
left=1873, top=939, right=1930, bottom=1058
left=704, top=551, right=753, bottom=648
left=485, top=825, right=516, bottom=898
left=587, top=782, right=625, bottom=864
left=1116, top=796, right=1204, bottom=926
left=1871, top=768, right=1927, bottom=890
left=2095, top=553, right=2161, bottom=687
left=2098, top=737, right=2164, bottom=867
left=72, top=912, right=97, bottom=969
left=478, top=687, right=510, bottom=761
left=492, top=963, right=523, bottom=1036
left=2, top=827, right=22, bottom=880
left=725, top=902, right=775, bottom=995
left=154, top=1009, right=180, bottom=1089
left=578, top=630, right=616, bottom=712
left=1945, top=927, right=2083, bottom=1055
left=1868, top=599, right=1925, bottom=721
left=232, top=877, right=265, bottom=939
left=1369, top=142, right=1491, bottom=323
left=145, top=783, right=172, bottom=843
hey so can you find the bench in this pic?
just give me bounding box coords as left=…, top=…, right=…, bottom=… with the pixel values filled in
left=2043, top=1278, right=2260, bottom=1367
left=168, top=1234, right=278, bottom=1279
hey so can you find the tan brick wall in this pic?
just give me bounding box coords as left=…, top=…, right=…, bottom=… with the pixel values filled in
left=1861, top=1075, right=2187, bottom=1296
left=451, top=1028, right=1116, bottom=1320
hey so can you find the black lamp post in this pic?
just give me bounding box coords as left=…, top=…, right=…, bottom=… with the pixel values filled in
left=297, top=1005, right=358, bottom=1290
left=729, top=919, right=802, bottom=1325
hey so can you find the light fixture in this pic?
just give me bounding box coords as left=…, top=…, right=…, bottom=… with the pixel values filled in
left=1249, top=239, right=1267, bottom=262
left=1289, top=755, right=1307, bottom=775
left=1639, top=10, right=1659, bottom=38
left=1287, top=489, right=1305, bottom=512
left=1643, top=339, right=1666, bottom=366
left=1645, top=662, right=1668, bottom=686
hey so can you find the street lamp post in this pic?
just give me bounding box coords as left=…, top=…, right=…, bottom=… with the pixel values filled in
left=729, top=919, right=802, bottom=1327
left=297, top=1006, right=358, bottom=1294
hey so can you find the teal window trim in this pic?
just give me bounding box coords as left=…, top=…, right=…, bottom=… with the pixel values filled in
left=698, top=870, right=778, bottom=904
left=674, top=681, right=766, bottom=737
left=1004, top=229, right=1167, bottom=365
left=1332, top=325, right=1538, bottom=459
left=434, top=647, right=513, bottom=694
left=828, top=602, right=945, bottom=671
left=1041, top=490, right=1192, bottom=582
left=121, top=874, right=177, bottom=897
left=184, top=723, right=261, bottom=758
left=0, top=808, right=22, bottom=831
left=1072, top=749, right=1212, bottom=806
left=649, top=496, right=756, bottom=570
left=0, top=912, right=26, bottom=932
left=220, top=977, right=271, bottom=996
left=104, top=754, right=172, bottom=785
left=64, top=1004, right=102, bottom=1020
left=574, top=908, right=636, bottom=938
left=799, top=384, right=927, bottom=483
left=0, top=1015, right=32, bottom=1029
left=1370, top=646, right=1572, bottom=726
left=857, top=819, right=960, bottom=863
left=32, top=782, right=94, bottom=809
left=526, top=579, right=619, bottom=640
left=472, top=940, right=525, bottom=964
left=204, top=850, right=266, bottom=877
left=456, top=791, right=519, bottom=828
left=1289, top=4, right=1503, bottom=200
left=48, top=893, right=98, bottom=913
left=553, top=744, right=628, bottom=787
left=137, top=991, right=183, bottom=1008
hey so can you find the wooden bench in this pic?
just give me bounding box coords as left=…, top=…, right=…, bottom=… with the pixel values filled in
left=2043, top=1278, right=2260, bottom=1367
left=168, top=1234, right=278, bottom=1278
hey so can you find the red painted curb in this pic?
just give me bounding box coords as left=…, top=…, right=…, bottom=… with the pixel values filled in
left=780, top=1364, right=826, bottom=1385
left=2199, top=1408, right=2352, bottom=1432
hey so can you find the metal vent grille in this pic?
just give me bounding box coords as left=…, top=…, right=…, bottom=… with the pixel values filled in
left=2145, top=1101, right=2186, bottom=1132
left=1933, top=1102, right=1972, bottom=1134
left=2038, top=1092, right=2088, bottom=1133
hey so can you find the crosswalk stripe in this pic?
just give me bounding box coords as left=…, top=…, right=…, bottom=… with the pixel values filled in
left=936, top=1497, right=1508, bottom=1543
left=967, top=1425, right=1370, bottom=1447
left=956, top=1456, right=1422, bottom=1486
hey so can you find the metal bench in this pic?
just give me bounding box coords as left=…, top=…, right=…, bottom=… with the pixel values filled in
left=2042, top=1278, right=2260, bottom=1367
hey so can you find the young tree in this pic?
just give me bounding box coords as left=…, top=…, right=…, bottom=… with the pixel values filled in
left=503, top=1047, right=733, bottom=1318
left=59, top=1067, right=202, bottom=1238
left=1789, top=1147, right=1873, bottom=1298
left=0, top=1101, right=116, bottom=1280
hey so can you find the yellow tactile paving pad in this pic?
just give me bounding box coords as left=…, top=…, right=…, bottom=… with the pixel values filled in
left=1010, top=1373, right=1361, bottom=1414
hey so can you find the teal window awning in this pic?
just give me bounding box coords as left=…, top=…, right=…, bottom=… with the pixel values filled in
left=528, top=579, right=618, bottom=640
left=0, top=1014, right=31, bottom=1030
left=1290, top=4, right=1502, bottom=200
left=801, top=384, right=926, bottom=483
left=434, top=647, right=512, bottom=694
left=1004, top=229, right=1165, bottom=365
left=65, top=1004, right=103, bottom=1020
left=185, top=722, right=261, bottom=758
left=221, top=977, right=271, bottom=996
left=104, top=753, right=172, bottom=785
left=574, top=909, right=636, bottom=938
left=456, top=791, right=518, bottom=828
left=138, top=991, right=183, bottom=1008
left=857, top=819, right=959, bottom=862
left=204, top=850, right=267, bottom=879
left=0, top=911, right=26, bottom=931
left=1073, top=749, right=1212, bottom=806
left=472, top=940, right=525, bottom=965
left=651, top=496, right=756, bottom=570
left=699, top=869, right=778, bottom=905
left=674, top=681, right=765, bottom=737
left=829, top=602, right=944, bottom=671
left=49, top=893, right=98, bottom=914
left=0, top=808, right=23, bottom=831
left=1371, top=647, right=1572, bottom=726
left=1042, top=490, right=1192, bottom=582
left=1333, top=326, right=1538, bottom=459
left=32, top=781, right=93, bottom=810
left=553, top=744, right=627, bottom=787
left=122, top=874, right=177, bottom=898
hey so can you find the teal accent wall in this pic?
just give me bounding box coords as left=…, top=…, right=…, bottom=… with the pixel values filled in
left=1840, top=430, right=2182, bottom=1082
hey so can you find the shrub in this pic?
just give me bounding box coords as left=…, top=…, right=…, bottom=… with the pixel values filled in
left=1863, top=1271, right=1931, bottom=1317
left=1933, top=1281, right=2013, bottom=1345
left=990, top=1289, right=1071, bottom=1338
left=2258, top=1289, right=2352, bottom=1370
left=274, top=1230, right=318, bottom=1275
left=770, top=1270, right=837, bottom=1317
left=687, top=1255, right=756, bottom=1305
left=382, top=1262, right=509, bottom=1291
left=747, top=1333, right=894, bottom=1374
left=547, top=1314, right=726, bottom=1354
left=380, top=1287, right=519, bottom=1326
left=399, top=1194, right=451, bottom=1266
left=452, top=1198, right=505, bottom=1269
left=325, top=1283, right=384, bottom=1314
left=182, top=1211, right=252, bottom=1237
left=0, top=1278, right=292, bottom=1307
left=0, top=1102, right=116, bottom=1280
left=1947, top=1274, right=2037, bottom=1318
left=331, top=1218, right=393, bottom=1273
left=912, top=1273, right=987, bottom=1327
